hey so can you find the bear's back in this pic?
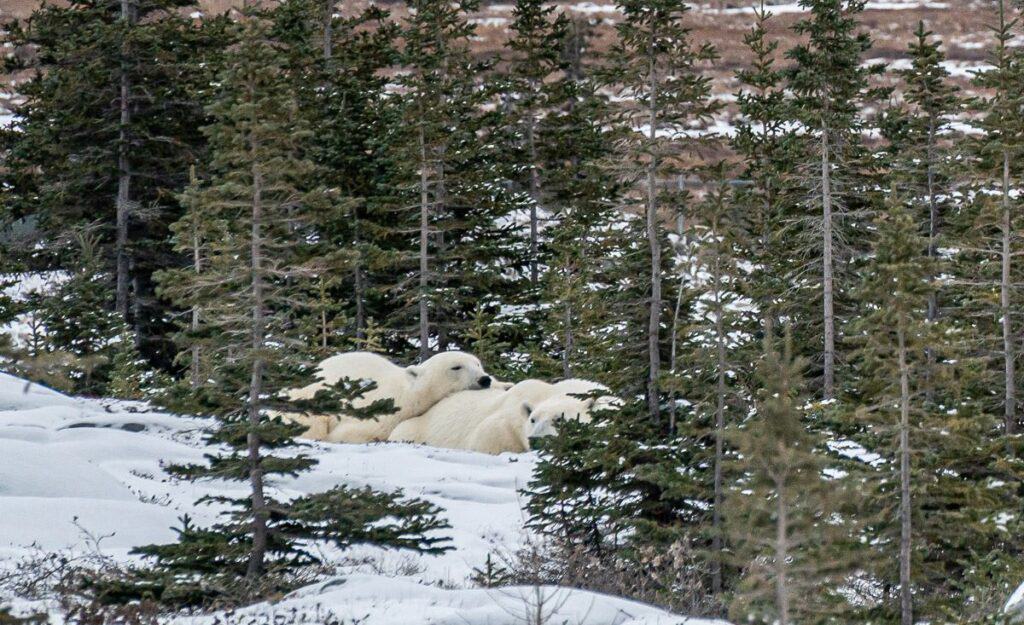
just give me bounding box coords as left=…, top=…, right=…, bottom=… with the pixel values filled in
left=316, top=352, right=410, bottom=407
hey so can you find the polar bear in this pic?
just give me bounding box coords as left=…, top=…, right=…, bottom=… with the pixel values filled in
left=388, top=379, right=560, bottom=452
left=285, top=351, right=494, bottom=444
left=470, top=378, right=616, bottom=454
left=521, top=379, right=620, bottom=448
left=390, top=378, right=618, bottom=455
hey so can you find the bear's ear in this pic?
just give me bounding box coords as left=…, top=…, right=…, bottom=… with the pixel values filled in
left=521, top=402, right=533, bottom=417
left=406, top=365, right=422, bottom=379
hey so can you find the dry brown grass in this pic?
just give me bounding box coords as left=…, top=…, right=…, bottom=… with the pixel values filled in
left=0, top=1, right=1002, bottom=112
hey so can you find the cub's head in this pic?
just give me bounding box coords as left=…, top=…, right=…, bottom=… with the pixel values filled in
left=407, top=351, right=492, bottom=392
left=523, top=394, right=620, bottom=446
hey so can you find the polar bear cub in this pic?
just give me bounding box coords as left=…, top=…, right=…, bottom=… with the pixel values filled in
left=388, top=379, right=559, bottom=451
left=390, top=377, right=617, bottom=455
left=287, top=351, right=494, bottom=444
left=522, top=379, right=620, bottom=447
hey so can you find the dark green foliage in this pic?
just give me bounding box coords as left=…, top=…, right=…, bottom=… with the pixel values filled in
left=104, top=7, right=451, bottom=608
left=1, top=0, right=225, bottom=378
left=103, top=486, right=448, bottom=607
left=726, top=327, right=858, bottom=625
left=956, top=0, right=1024, bottom=437
left=3, top=0, right=1024, bottom=619
left=527, top=401, right=703, bottom=552
left=106, top=329, right=160, bottom=400
left=0, top=605, right=46, bottom=625
left=602, top=0, right=720, bottom=418
left=669, top=169, right=752, bottom=593
left=730, top=2, right=797, bottom=323
left=532, top=16, right=625, bottom=382
left=379, top=0, right=524, bottom=359
left=837, top=190, right=1024, bottom=622
left=272, top=0, right=403, bottom=353
left=784, top=0, right=884, bottom=398
left=34, top=232, right=126, bottom=394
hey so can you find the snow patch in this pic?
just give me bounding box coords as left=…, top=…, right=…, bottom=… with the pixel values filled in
left=0, top=372, right=718, bottom=624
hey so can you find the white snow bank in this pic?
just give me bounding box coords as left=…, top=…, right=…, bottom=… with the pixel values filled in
left=0, top=373, right=79, bottom=411
left=177, top=574, right=726, bottom=625
left=0, top=372, right=719, bottom=624
left=1007, top=581, right=1024, bottom=618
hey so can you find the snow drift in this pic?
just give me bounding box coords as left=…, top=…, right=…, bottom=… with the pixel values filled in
left=0, top=372, right=724, bottom=624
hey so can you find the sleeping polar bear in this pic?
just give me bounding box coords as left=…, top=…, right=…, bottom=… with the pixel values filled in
left=390, top=378, right=617, bottom=454
left=285, top=351, right=496, bottom=443
left=521, top=379, right=620, bottom=448
left=387, top=379, right=560, bottom=452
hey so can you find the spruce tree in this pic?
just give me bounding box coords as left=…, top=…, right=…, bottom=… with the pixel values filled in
left=786, top=0, right=879, bottom=399
left=385, top=0, right=521, bottom=359
left=839, top=190, right=1024, bottom=622
left=272, top=0, right=402, bottom=350
left=503, top=0, right=569, bottom=290
left=852, top=192, right=934, bottom=625
left=726, top=325, right=855, bottom=625
left=533, top=16, right=622, bottom=381
left=38, top=230, right=126, bottom=394
left=117, top=9, right=449, bottom=606
left=1, top=0, right=222, bottom=371
left=603, top=0, right=719, bottom=420
left=884, top=22, right=962, bottom=405
left=730, top=1, right=796, bottom=324
left=967, top=0, right=1024, bottom=436
left=159, top=7, right=330, bottom=580
left=672, top=169, right=750, bottom=594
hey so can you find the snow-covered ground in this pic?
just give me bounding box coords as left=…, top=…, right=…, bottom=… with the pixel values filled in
left=1008, top=581, right=1024, bottom=621
left=0, top=372, right=723, bottom=624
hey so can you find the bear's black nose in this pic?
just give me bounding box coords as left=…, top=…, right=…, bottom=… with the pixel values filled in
left=478, top=376, right=492, bottom=388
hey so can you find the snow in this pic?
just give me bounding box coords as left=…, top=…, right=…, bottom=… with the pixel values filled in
left=175, top=575, right=718, bottom=625
left=1, top=272, right=71, bottom=348
left=0, top=372, right=721, bottom=624
left=1008, top=581, right=1024, bottom=617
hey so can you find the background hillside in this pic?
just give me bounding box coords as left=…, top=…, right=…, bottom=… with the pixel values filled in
left=0, top=0, right=1002, bottom=115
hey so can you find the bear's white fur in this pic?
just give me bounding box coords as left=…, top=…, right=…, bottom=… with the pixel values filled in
left=285, top=351, right=494, bottom=444
left=389, top=379, right=560, bottom=453
left=521, top=379, right=619, bottom=448
left=390, top=378, right=617, bottom=455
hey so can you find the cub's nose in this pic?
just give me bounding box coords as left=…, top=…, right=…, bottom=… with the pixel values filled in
left=478, top=376, right=492, bottom=388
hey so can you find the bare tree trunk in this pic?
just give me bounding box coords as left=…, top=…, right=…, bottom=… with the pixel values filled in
left=774, top=474, right=790, bottom=625
left=645, top=41, right=661, bottom=423
left=352, top=205, right=366, bottom=341
left=668, top=211, right=686, bottom=435
left=925, top=119, right=938, bottom=405
left=711, top=249, right=726, bottom=595
left=246, top=152, right=269, bottom=580
left=190, top=230, right=202, bottom=386
left=115, top=0, right=134, bottom=322
left=668, top=273, right=685, bottom=436
left=526, top=100, right=541, bottom=288
left=926, top=120, right=938, bottom=323
left=1002, top=150, right=1016, bottom=435
left=418, top=123, right=431, bottom=360
left=562, top=302, right=573, bottom=378
left=188, top=165, right=202, bottom=389
left=318, top=278, right=330, bottom=350
left=322, top=0, right=333, bottom=60
left=897, top=313, right=913, bottom=625
left=821, top=125, right=835, bottom=400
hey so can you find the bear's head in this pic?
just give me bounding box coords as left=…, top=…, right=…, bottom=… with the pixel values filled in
left=522, top=391, right=620, bottom=447
left=406, top=351, right=493, bottom=393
